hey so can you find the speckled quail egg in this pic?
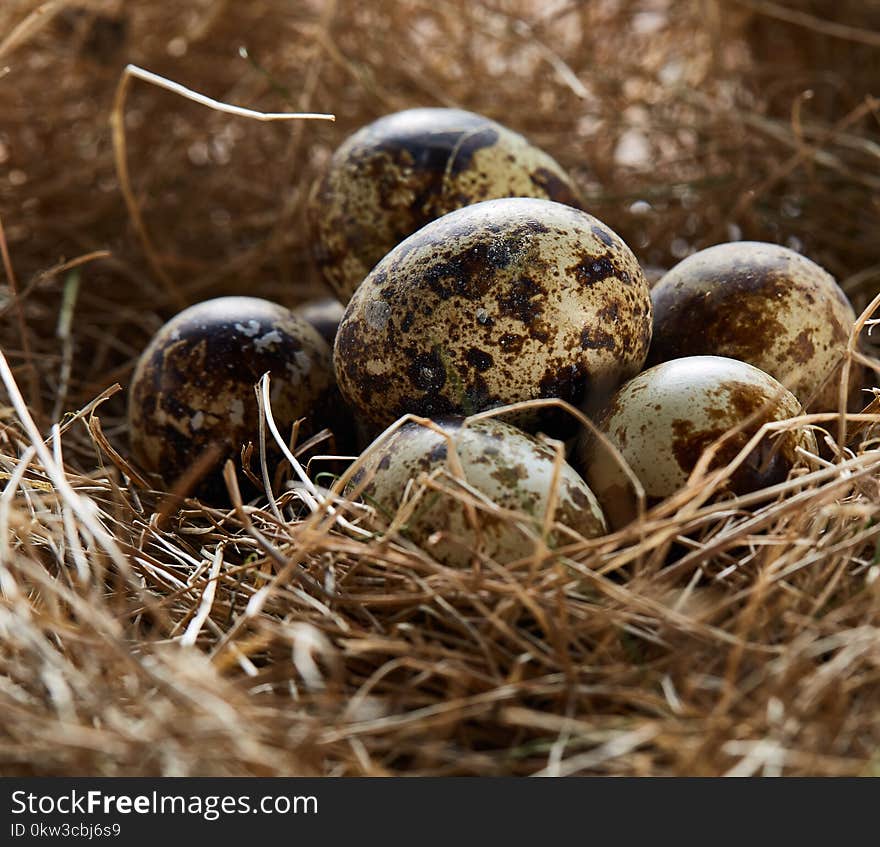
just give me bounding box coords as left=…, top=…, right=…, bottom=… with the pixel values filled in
left=128, top=296, right=337, bottom=500
left=649, top=242, right=860, bottom=410
left=309, top=107, right=584, bottom=302
left=348, top=416, right=606, bottom=567
left=334, top=197, right=652, bottom=437
left=577, top=356, right=817, bottom=529
left=294, top=297, right=346, bottom=346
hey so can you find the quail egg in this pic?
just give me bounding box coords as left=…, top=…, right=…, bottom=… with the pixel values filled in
left=649, top=242, right=860, bottom=410
left=294, top=297, right=346, bottom=346
left=334, top=197, right=652, bottom=437
left=577, top=355, right=817, bottom=529
left=348, top=416, right=606, bottom=567
left=128, top=296, right=337, bottom=500
left=309, top=107, right=584, bottom=302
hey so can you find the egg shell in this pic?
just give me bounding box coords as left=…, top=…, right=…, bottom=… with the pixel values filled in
left=649, top=241, right=860, bottom=410
left=309, top=107, right=584, bottom=302
left=128, top=296, right=337, bottom=501
left=294, top=297, right=346, bottom=346
left=348, top=416, right=606, bottom=567
left=334, top=197, right=652, bottom=437
left=577, top=355, right=817, bottom=529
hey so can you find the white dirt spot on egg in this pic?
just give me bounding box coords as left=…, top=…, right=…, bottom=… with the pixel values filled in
left=253, top=329, right=283, bottom=352
left=234, top=320, right=261, bottom=338
left=365, top=299, right=391, bottom=330
left=190, top=411, right=205, bottom=431
left=294, top=350, right=311, bottom=372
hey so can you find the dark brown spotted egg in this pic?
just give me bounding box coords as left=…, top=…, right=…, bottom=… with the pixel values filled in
left=348, top=416, right=606, bottom=567
left=649, top=242, right=860, bottom=410
left=577, top=356, right=817, bottom=529
left=128, top=296, right=336, bottom=500
left=334, top=197, right=652, bottom=437
left=309, top=107, right=584, bottom=302
left=293, top=298, right=346, bottom=346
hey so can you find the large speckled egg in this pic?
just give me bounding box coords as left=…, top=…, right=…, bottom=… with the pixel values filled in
left=309, top=107, right=584, bottom=302
left=649, top=242, right=859, bottom=410
left=334, top=197, right=652, bottom=437
left=128, top=296, right=337, bottom=500
left=293, top=298, right=346, bottom=346
left=577, top=356, right=817, bottom=529
left=348, top=416, right=606, bottom=567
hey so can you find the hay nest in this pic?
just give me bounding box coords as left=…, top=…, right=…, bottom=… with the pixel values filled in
left=2, top=0, right=880, bottom=776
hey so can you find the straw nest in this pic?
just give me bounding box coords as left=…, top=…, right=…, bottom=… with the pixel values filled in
left=2, top=0, right=880, bottom=776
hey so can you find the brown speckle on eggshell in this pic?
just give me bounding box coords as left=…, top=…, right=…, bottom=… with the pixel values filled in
left=348, top=416, right=606, bottom=567
left=309, top=107, right=585, bottom=302
left=128, top=296, right=337, bottom=501
left=334, top=197, right=652, bottom=437
left=649, top=241, right=860, bottom=410
left=577, top=355, right=818, bottom=529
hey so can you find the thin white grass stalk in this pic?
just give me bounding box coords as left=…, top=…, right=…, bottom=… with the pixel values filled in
left=205, top=619, right=260, bottom=677
left=133, top=557, right=190, bottom=591
left=112, top=66, right=333, bottom=307
left=254, top=380, right=284, bottom=524
left=258, top=374, right=319, bottom=501
left=289, top=586, right=350, bottom=631
left=288, top=622, right=339, bottom=691
left=257, top=374, right=371, bottom=539
left=145, top=521, right=204, bottom=569
left=53, top=424, right=91, bottom=585
left=180, top=546, right=224, bottom=648
left=0, top=446, right=36, bottom=605
left=51, top=269, right=80, bottom=423
left=123, top=64, right=335, bottom=122
left=544, top=708, right=576, bottom=778
left=0, top=350, right=132, bottom=578
left=532, top=725, right=659, bottom=777
left=160, top=571, right=217, bottom=637
left=673, top=567, right=704, bottom=614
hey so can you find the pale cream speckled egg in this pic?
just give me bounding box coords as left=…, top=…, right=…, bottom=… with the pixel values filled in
left=649, top=242, right=860, bottom=410
left=309, top=107, right=584, bottom=302
left=577, top=355, right=817, bottom=529
left=348, top=416, right=606, bottom=567
left=334, top=197, right=652, bottom=437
